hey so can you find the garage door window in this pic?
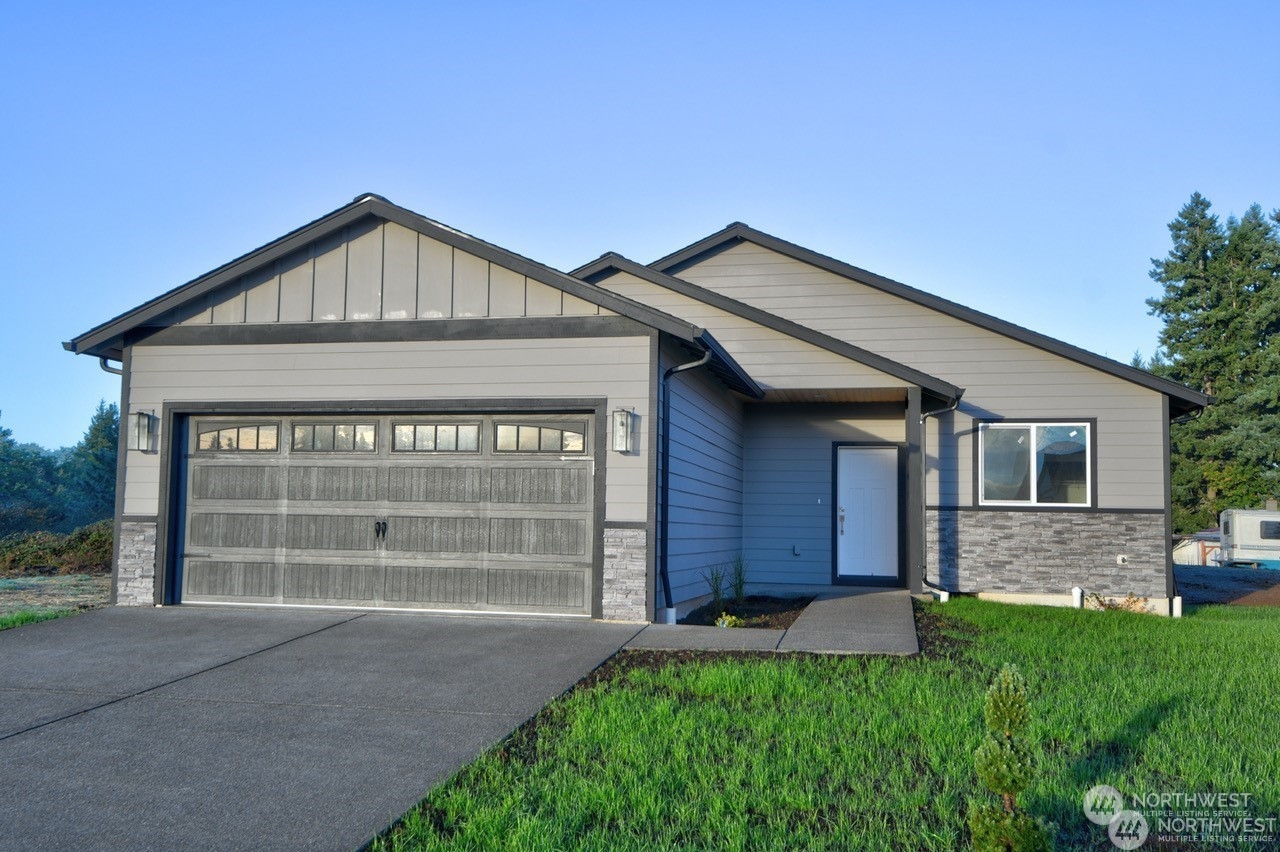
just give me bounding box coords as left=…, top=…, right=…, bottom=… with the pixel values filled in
left=392, top=423, right=481, bottom=453
left=495, top=422, right=586, bottom=453
left=197, top=423, right=279, bottom=452
left=292, top=423, right=377, bottom=453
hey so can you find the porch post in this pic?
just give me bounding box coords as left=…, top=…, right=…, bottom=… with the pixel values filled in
left=905, top=387, right=923, bottom=594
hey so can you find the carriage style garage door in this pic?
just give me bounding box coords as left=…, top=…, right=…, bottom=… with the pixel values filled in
left=180, top=414, right=596, bottom=615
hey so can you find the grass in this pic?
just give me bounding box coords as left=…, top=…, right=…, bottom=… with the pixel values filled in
left=373, top=599, right=1280, bottom=851
left=0, top=573, right=111, bottom=618
left=0, top=609, right=74, bottom=631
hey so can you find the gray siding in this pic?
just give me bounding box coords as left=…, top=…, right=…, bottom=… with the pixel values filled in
left=674, top=242, right=1167, bottom=509
left=742, top=404, right=905, bottom=586
left=661, top=343, right=746, bottom=605
left=162, top=221, right=614, bottom=328
left=123, top=337, right=652, bottom=522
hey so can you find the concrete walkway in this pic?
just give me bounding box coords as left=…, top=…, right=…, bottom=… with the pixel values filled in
left=0, top=607, right=640, bottom=851
left=625, top=588, right=919, bottom=655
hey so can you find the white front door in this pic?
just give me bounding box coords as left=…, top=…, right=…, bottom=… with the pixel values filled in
left=836, top=446, right=898, bottom=579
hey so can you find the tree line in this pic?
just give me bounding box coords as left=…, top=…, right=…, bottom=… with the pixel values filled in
left=0, top=402, right=118, bottom=536
left=1143, top=193, right=1280, bottom=533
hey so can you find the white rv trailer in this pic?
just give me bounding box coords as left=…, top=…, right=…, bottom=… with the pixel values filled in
left=1217, top=509, right=1280, bottom=570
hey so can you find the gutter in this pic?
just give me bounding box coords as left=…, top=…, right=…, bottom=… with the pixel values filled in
left=919, top=393, right=963, bottom=596
left=656, top=346, right=714, bottom=623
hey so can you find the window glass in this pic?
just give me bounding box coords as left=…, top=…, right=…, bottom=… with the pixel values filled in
left=1261, top=521, right=1280, bottom=540
left=494, top=422, right=588, bottom=454
left=981, top=423, right=1089, bottom=506
left=562, top=429, right=585, bottom=453
left=196, top=423, right=279, bottom=453
left=391, top=423, right=480, bottom=453
left=333, top=424, right=354, bottom=452
left=1035, top=425, right=1088, bottom=504
left=292, top=423, right=377, bottom=453
left=495, top=424, right=518, bottom=452
left=982, top=427, right=1030, bottom=501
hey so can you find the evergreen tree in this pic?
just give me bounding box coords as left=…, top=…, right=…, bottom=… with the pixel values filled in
left=58, top=401, right=119, bottom=530
left=0, top=413, right=61, bottom=535
left=1147, top=195, right=1280, bottom=531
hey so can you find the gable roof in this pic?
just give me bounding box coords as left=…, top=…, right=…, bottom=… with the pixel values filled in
left=573, top=252, right=962, bottom=403
left=65, top=195, right=763, bottom=399
left=649, top=222, right=1210, bottom=417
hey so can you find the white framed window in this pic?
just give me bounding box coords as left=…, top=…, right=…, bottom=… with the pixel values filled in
left=978, top=422, right=1091, bottom=507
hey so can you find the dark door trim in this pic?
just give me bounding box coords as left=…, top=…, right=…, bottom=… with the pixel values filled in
left=830, top=441, right=907, bottom=588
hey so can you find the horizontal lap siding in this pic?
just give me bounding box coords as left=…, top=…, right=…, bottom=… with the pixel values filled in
left=676, top=243, right=1166, bottom=509
left=744, top=405, right=904, bottom=586
left=124, top=337, right=650, bottom=520
left=662, top=345, right=745, bottom=605
left=598, top=272, right=908, bottom=390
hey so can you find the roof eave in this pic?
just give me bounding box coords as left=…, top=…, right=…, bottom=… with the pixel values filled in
left=575, top=254, right=961, bottom=403
left=649, top=223, right=1209, bottom=413
left=67, top=196, right=707, bottom=358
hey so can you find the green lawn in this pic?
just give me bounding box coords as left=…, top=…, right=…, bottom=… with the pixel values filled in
left=375, top=600, right=1280, bottom=850
left=0, top=608, right=73, bottom=631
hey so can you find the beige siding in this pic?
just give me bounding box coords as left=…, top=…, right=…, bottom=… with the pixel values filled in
left=595, top=271, right=910, bottom=392
left=674, top=242, right=1167, bottom=509
left=123, top=337, right=652, bottom=522
left=179, top=220, right=604, bottom=328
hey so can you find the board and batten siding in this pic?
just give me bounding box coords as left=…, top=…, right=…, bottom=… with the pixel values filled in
left=123, top=337, right=652, bottom=521
left=743, top=404, right=905, bottom=586
left=595, top=271, right=910, bottom=391
left=156, top=220, right=613, bottom=327
left=660, top=343, right=746, bottom=605
left=672, top=242, right=1167, bottom=509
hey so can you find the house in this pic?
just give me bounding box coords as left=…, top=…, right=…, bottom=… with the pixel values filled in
left=66, top=194, right=1209, bottom=620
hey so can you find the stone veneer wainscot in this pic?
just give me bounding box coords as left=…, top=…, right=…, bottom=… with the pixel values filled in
left=926, top=509, right=1167, bottom=599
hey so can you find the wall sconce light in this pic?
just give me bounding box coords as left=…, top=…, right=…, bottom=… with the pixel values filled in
left=130, top=410, right=155, bottom=453
left=612, top=408, right=635, bottom=453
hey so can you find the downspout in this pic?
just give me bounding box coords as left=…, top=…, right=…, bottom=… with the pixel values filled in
left=656, top=346, right=714, bottom=623
left=99, top=357, right=124, bottom=376
left=920, top=394, right=961, bottom=597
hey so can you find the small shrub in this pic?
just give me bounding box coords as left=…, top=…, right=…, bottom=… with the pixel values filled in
left=0, top=520, right=113, bottom=574
left=1084, top=592, right=1150, bottom=613
left=702, top=562, right=727, bottom=613
left=969, top=663, right=1053, bottom=850
left=729, top=554, right=748, bottom=604
left=714, top=612, right=744, bottom=628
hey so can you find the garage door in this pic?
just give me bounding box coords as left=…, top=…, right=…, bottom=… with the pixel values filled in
left=179, top=414, right=596, bottom=615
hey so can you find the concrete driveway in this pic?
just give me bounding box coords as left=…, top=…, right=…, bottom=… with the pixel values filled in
left=0, top=607, right=640, bottom=851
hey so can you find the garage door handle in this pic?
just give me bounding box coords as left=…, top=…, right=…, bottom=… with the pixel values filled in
left=183, top=553, right=211, bottom=559
left=374, top=520, right=387, bottom=540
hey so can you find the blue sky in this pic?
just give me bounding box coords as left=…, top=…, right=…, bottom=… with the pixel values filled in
left=2, top=1, right=1277, bottom=449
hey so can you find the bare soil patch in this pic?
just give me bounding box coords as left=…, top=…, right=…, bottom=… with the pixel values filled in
left=679, top=594, right=815, bottom=629
left=1175, top=564, right=1280, bottom=606
left=0, top=573, right=111, bottom=617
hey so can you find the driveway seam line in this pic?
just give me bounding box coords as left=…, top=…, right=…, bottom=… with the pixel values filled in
left=0, top=612, right=368, bottom=744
